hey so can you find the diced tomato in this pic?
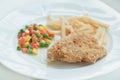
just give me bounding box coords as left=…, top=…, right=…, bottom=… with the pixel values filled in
left=45, top=30, right=49, bottom=33
left=18, top=32, right=29, bottom=38
left=40, top=37, right=45, bottom=40
left=48, top=32, right=55, bottom=38
left=31, top=42, right=39, bottom=49
left=28, top=26, right=33, bottom=33
left=36, top=42, right=39, bottom=47
left=31, top=30, right=39, bottom=34
left=18, top=37, right=26, bottom=47
left=22, top=48, right=28, bottom=53
left=43, top=30, right=54, bottom=37
left=41, top=30, right=48, bottom=34
left=41, top=30, right=54, bottom=37
left=21, top=33, right=26, bottom=37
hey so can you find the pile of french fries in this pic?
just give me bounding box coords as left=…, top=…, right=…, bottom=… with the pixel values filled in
left=47, top=15, right=108, bottom=47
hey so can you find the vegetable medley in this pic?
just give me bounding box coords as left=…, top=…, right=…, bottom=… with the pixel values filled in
left=17, top=23, right=55, bottom=55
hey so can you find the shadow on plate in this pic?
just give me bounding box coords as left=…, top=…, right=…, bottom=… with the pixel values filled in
left=47, top=61, right=92, bottom=69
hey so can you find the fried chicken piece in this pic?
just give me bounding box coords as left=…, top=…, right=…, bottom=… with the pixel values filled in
left=47, top=31, right=107, bottom=63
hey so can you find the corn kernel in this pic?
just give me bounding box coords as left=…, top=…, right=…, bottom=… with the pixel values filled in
left=32, top=48, right=38, bottom=55
left=40, top=40, right=45, bottom=43
left=38, top=27, right=44, bottom=31
left=24, top=42, right=29, bottom=47
left=45, top=39, right=51, bottom=44
left=26, top=35, right=31, bottom=42
left=43, top=26, right=47, bottom=30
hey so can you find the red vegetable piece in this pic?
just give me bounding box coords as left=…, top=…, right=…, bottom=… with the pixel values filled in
left=18, top=37, right=26, bottom=47
left=48, top=32, right=55, bottom=38
left=42, top=30, right=55, bottom=38
left=22, top=48, right=28, bottom=53
left=31, top=30, right=39, bottom=34
left=21, top=33, right=26, bottom=37
left=28, top=26, right=33, bottom=34
left=31, top=42, right=39, bottom=49
left=41, top=30, right=48, bottom=34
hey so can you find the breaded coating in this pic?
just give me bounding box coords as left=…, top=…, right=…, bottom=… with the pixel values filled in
left=47, top=31, right=107, bottom=63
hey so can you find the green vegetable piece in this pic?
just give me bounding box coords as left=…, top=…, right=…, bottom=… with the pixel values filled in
left=36, top=33, right=41, bottom=38
left=20, top=29, right=25, bottom=33
left=17, top=46, right=21, bottom=51
left=40, top=42, right=45, bottom=47
left=40, top=40, right=45, bottom=47
left=40, top=42, right=49, bottom=47
left=18, top=31, right=21, bottom=35
left=44, top=43, right=49, bottom=47
left=43, top=34, right=48, bottom=38
left=47, top=37, right=52, bottom=40
left=27, top=44, right=32, bottom=49
left=43, top=34, right=52, bottom=40
left=28, top=48, right=32, bottom=54
left=18, top=29, right=24, bottom=35
left=17, top=29, right=26, bottom=37
left=25, top=25, right=29, bottom=29
left=34, top=26, right=37, bottom=30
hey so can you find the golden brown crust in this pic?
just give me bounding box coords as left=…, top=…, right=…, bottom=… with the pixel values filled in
left=47, top=31, right=107, bottom=63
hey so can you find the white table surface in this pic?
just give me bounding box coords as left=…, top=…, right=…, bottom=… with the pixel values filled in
left=0, top=0, right=120, bottom=80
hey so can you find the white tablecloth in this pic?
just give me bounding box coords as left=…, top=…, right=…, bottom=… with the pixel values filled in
left=0, top=0, right=120, bottom=80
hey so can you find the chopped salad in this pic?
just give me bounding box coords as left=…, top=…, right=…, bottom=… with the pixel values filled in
left=17, top=23, right=55, bottom=55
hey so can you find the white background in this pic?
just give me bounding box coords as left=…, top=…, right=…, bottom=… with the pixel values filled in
left=0, top=0, right=120, bottom=80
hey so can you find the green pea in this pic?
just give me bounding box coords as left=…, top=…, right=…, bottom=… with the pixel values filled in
left=36, top=33, right=41, bottom=38
left=28, top=48, right=32, bottom=54
left=44, top=43, right=49, bottom=47
left=17, top=46, right=21, bottom=51
left=40, top=42, right=49, bottom=47
left=47, top=37, right=52, bottom=40
left=34, top=26, right=37, bottom=30
left=18, top=29, right=24, bottom=35
left=20, top=29, right=25, bottom=33
left=27, top=44, right=32, bottom=49
left=43, top=34, right=52, bottom=40
left=43, top=34, right=48, bottom=38
left=40, top=43, right=44, bottom=47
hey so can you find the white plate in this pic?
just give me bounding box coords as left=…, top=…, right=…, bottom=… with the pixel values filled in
left=0, top=2, right=120, bottom=80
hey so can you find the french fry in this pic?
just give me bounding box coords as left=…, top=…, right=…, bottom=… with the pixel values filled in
left=76, top=16, right=108, bottom=29
left=47, top=15, right=108, bottom=47
left=61, top=17, right=66, bottom=38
